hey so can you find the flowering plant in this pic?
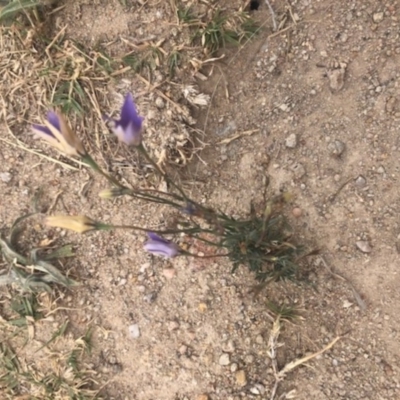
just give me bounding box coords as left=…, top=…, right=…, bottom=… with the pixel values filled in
left=33, top=93, right=312, bottom=282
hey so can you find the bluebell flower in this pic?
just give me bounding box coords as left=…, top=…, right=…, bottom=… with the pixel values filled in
left=144, top=232, right=180, bottom=258
left=32, top=111, right=86, bottom=157
left=106, top=93, right=144, bottom=146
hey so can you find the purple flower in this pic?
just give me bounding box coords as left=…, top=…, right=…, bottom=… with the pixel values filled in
left=106, top=93, right=144, bottom=146
left=32, top=111, right=86, bottom=157
left=144, top=232, right=180, bottom=258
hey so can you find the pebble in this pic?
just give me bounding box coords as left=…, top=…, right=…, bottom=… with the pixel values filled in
left=219, top=353, right=230, bottom=366
left=162, top=268, right=176, bottom=279
left=168, top=321, right=180, bottom=331
left=285, top=133, right=298, bottom=148
left=373, top=12, right=384, bottom=23
left=377, top=166, right=385, bottom=174
left=355, top=175, right=366, bottom=188
left=197, top=395, right=209, bottom=400
left=250, top=384, right=265, bottom=395
left=292, top=207, right=302, bottom=218
left=328, top=140, right=345, bottom=156
left=230, top=362, right=238, bottom=372
left=356, top=241, right=372, bottom=253
left=0, top=172, right=11, bottom=183
left=235, top=370, right=247, bottom=386
left=128, top=324, right=140, bottom=339
left=291, top=162, right=306, bottom=179
left=155, top=97, right=165, bottom=108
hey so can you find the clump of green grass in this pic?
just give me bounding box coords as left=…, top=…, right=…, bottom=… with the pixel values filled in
left=0, top=0, right=41, bottom=23
left=194, top=10, right=259, bottom=55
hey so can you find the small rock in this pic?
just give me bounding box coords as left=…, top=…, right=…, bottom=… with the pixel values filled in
left=0, top=172, right=11, bottom=183
left=377, top=166, right=385, bottom=174
left=292, top=208, right=302, bottom=218
left=128, top=324, right=140, bottom=339
left=343, top=300, right=353, bottom=308
left=356, top=241, right=372, bottom=253
left=219, top=353, right=230, bottom=366
left=198, top=302, right=208, bottom=313
left=291, top=162, right=306, bottom=179
left=179, top=344, right=188, bottom=355
left=327, top=67, right=346, bottom=92
left=197, top=395, right=209, bottom=400
left=230, top=362, right=238, bottom=372
left=285, top=133, right=298, bottom=148
left=143, top=292, right=157, bottom=303
left=162, top=268, right=176, bottom=279
left=255, top=334, right=264, bottom=344
left=279, top=103, right=289, bottom=112
left=250, top=384, right=265, bottom=395
left=168, top=320, right=180, bottom=331
left=155, top=97, right=165, bottom=108
left=373, top=12, right=384, bottom=23
left=235, top=370, right=247, bottom=387
left=328, top=140, right=346, bottom=156
left=355, top=175, right=366, bottom=188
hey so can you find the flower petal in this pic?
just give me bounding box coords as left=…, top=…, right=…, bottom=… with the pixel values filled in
left=144, top=240, right=179, bottom=258
left=147, top=232, right=169, bottom=243
left=120, top=93, right=144, bottom=132
left=32, top=123, right=54, bottom=138
left=47, top=111, right=61, bottom=131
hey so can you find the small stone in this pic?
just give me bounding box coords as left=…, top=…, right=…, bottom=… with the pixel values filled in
left=343, top=300, right=353, bottom=308
left=373, top=12, right=384, bottom=23
left=291, top=163, right=306, bottom=179
left=255, top=334, right=264, bottom=344
left=197, top=395, right=209, bottom=400
left=250, top=384, right=265, bottom=395
left=356, top=241, right=372, bottom=253
left=168, top=321, right=180, bottom=331
left=128, top=324, right=140, bottom=339
left=235, top=370, right=247, bottom=386
left=230, top=362, right=238, bottom=372
left=377, top=166, right=385, bottom=174
left=279, top=103, right=289, bottom=112
left=143, top=292, right=157, bottom=303
left=162, top=268, right=176, bottom=279
left=332, top=359, right=339, bottom=366
left=285, top=133, right=298, bottom=148
left=0, top=172, right=11, bottom=183
left=179, top=344, right=188, bottom=355
left=355, top=175, right=366, bottom=188
left=292, top=208, right=302, bottom=218
left=328, top=140, right=345, bottom=156
left=198, top=302, right=208, bottom=313
left=219, top=353, right=230, bottom=366
left=155, top=97, right=165, bottom=108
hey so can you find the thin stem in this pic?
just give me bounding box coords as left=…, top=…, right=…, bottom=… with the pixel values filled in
left=98, top=223, right=214, bottom=236
left=83, top=154, right=124, bottom=188
left=181, top=250, right=232, bottom=258
left=137, top=143, right=189, bottom=200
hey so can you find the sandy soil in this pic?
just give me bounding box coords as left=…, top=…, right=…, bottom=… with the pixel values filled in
left=1, top=0, right=400, bottom=399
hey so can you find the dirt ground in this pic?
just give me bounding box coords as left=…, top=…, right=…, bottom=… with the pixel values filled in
left=1, top=0, right=400, bottom=399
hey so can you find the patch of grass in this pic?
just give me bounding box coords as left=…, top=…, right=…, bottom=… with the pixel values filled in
left=0, top=328, right=101, bottom=399
left=194, top=9, right=259, bottom=55
left=0, top=0, right=41, bottom=23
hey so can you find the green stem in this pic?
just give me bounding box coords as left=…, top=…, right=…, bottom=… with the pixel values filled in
left=137, top=143, right=188, bottom=200
left=97, top=223, right=214, bottom=236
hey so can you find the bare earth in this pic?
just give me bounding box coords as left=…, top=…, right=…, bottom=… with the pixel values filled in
left=1, top=0, right=400, bottom=399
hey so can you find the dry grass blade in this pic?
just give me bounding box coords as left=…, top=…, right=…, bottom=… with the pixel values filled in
left=0, top=0, right=41, bottom=22
left=278, top=336, right=341, bottom=378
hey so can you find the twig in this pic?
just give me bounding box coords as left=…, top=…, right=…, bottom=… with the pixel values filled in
left=319, top=256, right=366, bottom=310
left=217, top=129, right=260, bottom=145
left=265, top=0, right=277, bottom=31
